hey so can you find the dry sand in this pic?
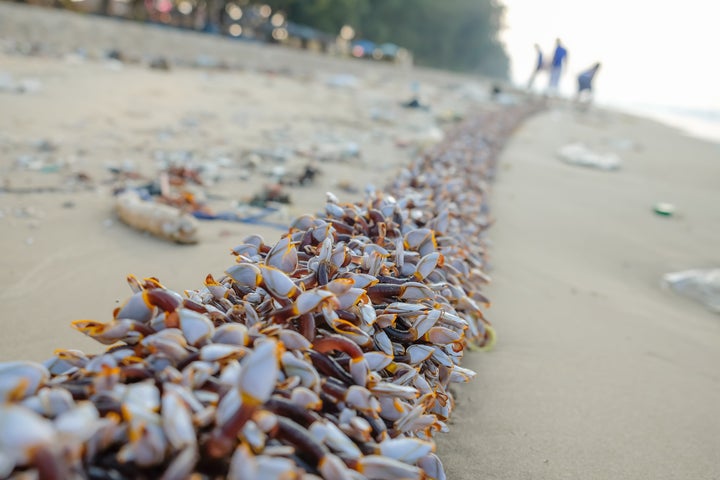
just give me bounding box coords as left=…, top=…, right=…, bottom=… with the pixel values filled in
left=3, top=3, right=720, bottom=478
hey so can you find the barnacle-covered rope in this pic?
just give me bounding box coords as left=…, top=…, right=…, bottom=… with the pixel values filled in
left=0, top=103, right=537, bottom=479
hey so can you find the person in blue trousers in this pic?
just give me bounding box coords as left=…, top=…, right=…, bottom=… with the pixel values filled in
left=548, top=38, right=568, bottom=94
left=576, top=62, right=602, bottom=104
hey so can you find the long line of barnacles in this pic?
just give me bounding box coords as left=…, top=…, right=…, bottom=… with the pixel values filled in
left=0, top=104, right=537, bottom=479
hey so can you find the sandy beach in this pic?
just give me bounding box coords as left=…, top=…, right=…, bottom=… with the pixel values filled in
left=437, top=108, right=720, bottom=478
left=3, top=3, right=720, bottom=478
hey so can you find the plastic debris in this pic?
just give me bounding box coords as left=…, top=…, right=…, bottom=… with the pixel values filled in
left=653, top=202, right=675, bottom=217
left=662, top=269, right=720, bottom=313
left=557, top=142, right=621, bottom=170
left=114, top=190, right=199, bottom=244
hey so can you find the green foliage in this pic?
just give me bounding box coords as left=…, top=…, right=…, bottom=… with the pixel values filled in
left=249, top=0, right=509, bottom=78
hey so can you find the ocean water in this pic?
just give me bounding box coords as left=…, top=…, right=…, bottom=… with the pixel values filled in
left=610, top=103, right=720, bottom=145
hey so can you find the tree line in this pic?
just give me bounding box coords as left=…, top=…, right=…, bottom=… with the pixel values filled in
left=257, top=0, right=509, bottom=79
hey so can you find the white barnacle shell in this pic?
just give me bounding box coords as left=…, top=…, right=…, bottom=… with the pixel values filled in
left=178, top=308, right=215, bottom=347
left=289, top=387, right=322, bottom=410
left=216, top=388, right=242, bottom=427
left=357, top=455, right=424, bottom=480
left=226, top=263, right=262, bottom=288
left=417, top=453, right=447, bottom=480
left=448, top=365, right=477, bottom=383
left=363, top=351, right=393, bottom=371
left=265, top=235, right=298, bottom=274
left=200, top=344, right=247, bottom=362
left=406, top=344, right=434, bottom=364
left=22, top=387, right=74, bottom=418
left=212, top=323, right=250, bottom=346
left=378, top=437, right=435, bottom=464
left=182, top=361, right=217, bottom=389
left=309, top=420, right=362, bottom=460
left=0, top=361, right=49, bottom=401
left=123, top=380, right=160, bottom=412
left=281, top=351, right=320, bottom=389
left=258, top=265, right=298, bottom=300
left=239, top=339, right=279, bottom=404
left=161, top=387, right=197, bottom=451
left=413, top=252, right=443, bottom=281
left=370, top=382, right=419, bottom=400
left=277, top=329, right=312, bottom=350
left=295, top=289, right=337, bottom=315
left=54, top=401, right=102, bottom=445
left=335, top=287, right=367, bottom=310
left=0, top=404, right=55, bottom=468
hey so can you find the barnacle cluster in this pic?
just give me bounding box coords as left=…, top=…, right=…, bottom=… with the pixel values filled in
left=0, top=105, right=535, bottom=479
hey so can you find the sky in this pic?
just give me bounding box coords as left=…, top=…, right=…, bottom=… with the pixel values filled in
left=499, top=0, right=720, bottom=113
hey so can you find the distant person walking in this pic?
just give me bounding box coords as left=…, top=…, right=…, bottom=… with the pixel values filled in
left=548, top=38, right=568, bottom=94
left=575, top=62, right=601, bottom=104
left=526, top=43, right=544, bottom=91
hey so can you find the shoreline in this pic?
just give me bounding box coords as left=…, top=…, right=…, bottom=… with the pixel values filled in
left=435, top=104, right=720, bottom=479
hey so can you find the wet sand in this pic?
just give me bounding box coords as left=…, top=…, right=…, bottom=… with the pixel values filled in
left=437, top=107, right=720, bottom=478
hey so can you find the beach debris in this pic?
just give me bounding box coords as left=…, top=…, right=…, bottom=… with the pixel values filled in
left=114, top=190, right=199, bottom=244
left=662, top=269, right=720, bottom=313
left=0, top=72, right=42, bottom=94
left=436, top=109, right=465, bottom=124
left=0, top=104, right=538, bottom=478
left=653, top=202, right=676, bottom=217
left=395, top=126, right=444, bottom=149
left=246, top=147, right=292, bottom=163
left=249, top=183, right=291, bottom=206
left=401, top=98, right=430, bottom=110
left=105, top=48, right=124, bottom=62
left=336, top=179, right=360, bottom=194
left=194, top=54, right=227, bottom=70
left=325, top=73, right=359, bottom=89
left=278, top=162, right=321, bottom=186
left=31, top=138, right=57, bottom=153
left=557, top=142, right=621, bottom=170
left=299, top=141, right=361, bottom=163
left=149, top=56, right=171, bottom=71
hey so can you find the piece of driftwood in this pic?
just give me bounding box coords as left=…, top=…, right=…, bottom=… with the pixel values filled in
left=114, top=190, right=199, bottom=244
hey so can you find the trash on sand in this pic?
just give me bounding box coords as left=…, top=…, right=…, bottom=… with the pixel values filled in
left=192, top=206, right=287, bottom=230
left=401, top=98, right=430, bottom=110
left=336, top=179, right=360, bottom=194
left=0, top=72, right=42, bottom=94
left=149, top=56, right=171, bottom=71
left=653, top=202, right=675, bottom=217
left=662, top=269, right=720, bottom=313
left=298, top=142, right=360, bottom=162
left=557, top=142, right=621, bottom=170
left=114, top=190, right=199, bottom=244
left=277, top=163, right=321, bottom=186
left=395, top=126, right=444, bottom=148
left=436, top=109, right=465, bottom=124
left=249, top=184, right=291, bottom=207
left=324, top=74, right=359, bottom=89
